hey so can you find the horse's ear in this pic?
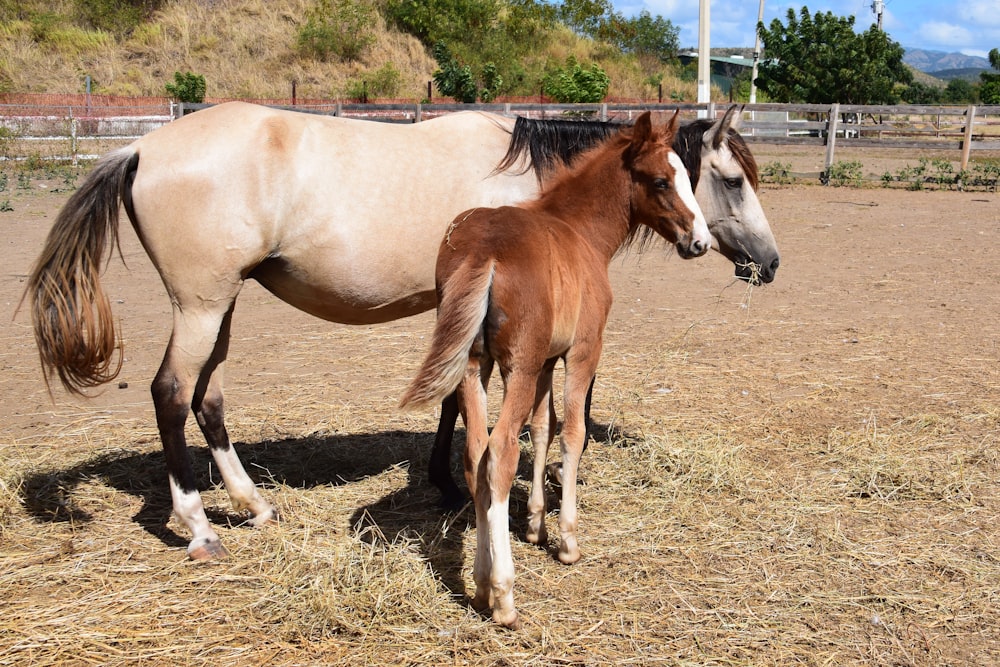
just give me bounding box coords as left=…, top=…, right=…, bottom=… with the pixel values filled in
left=626, top=111, right=653, bottom=161
left=703, top=105, right=740, bottom=150
left=663, top=110, right=680, bottom=144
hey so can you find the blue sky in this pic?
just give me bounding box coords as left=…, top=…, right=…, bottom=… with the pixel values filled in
left=610, top=1, right=999, bottom=58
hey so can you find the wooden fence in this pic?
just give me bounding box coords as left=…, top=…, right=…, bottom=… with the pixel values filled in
left=3, top=100, right=999, bottom=179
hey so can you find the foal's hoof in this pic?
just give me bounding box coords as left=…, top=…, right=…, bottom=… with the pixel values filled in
left=558, top=540, right=581, bottom=565
left=249, top=507, right=279, bottom=527
left=188, top=539, right=230, bottom=561
left=546, top=462, right=585, bottom=487
left=494, top=609, right=522, bottom=630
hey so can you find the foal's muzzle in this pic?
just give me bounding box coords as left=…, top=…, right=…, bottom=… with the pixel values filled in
left=676, top=235, right=711, bottom=260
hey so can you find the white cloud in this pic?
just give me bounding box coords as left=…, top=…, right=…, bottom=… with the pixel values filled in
left=959, top=1, right=1000, bottom=28
left=917, top=21, right=974, bottom=48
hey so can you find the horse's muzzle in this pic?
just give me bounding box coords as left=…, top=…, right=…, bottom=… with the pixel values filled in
left=735, top=255, right=780, bottom=284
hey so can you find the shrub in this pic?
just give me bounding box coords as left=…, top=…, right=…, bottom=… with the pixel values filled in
left=542, top=56, right=609, bottom=103
left=432, top=42, right=502, bottom=103
left=826, top=160, right=863, bottom=187
left=761, top=161, right=793, bottom=184
left=297, top=0, right=375, bottom=63
left=73, top=0, right=158, bottom=37
left=165, top=71, right=206, bottom=103
left=344, top=63, right=401, bottom=101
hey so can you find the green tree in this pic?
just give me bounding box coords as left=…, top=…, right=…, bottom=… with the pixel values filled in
left=165, top=71, right=206, bottom=103
left=942, top=78, right=976, bottom=104
left=543, top=56, right=609, bottom=103
left=387, top=0, right=552, bottom=97
left=902, top=80, right=943, bottom=104
left=432, top=42, right=503, bottom=103
left=558, top=0, right=612, bottom=36
left=755, top=6, right=912, bottom=104
left=979, top=48, right=1000, bottom=104
left=600, top=10, right=679, bottom=61
left=559, top=1, right=679, bottom=62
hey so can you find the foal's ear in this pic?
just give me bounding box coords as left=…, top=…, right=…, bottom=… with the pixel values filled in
left=663, top=110, right=680, bottom=143
left=626, top=111, right=653, bottom=162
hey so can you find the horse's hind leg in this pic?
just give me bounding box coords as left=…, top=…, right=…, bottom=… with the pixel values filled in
left=556, top=355, right=601, bottom=565
left=525, top=360, right=557, bottom=546
left=154, top=301, right=263, bottom=559
left=192, top=306, right=276, bottom=527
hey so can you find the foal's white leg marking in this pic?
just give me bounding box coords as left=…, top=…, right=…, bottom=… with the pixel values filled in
left=169, top=475, right=225, bottom=559
left=487, top=489, right=517, bottom=627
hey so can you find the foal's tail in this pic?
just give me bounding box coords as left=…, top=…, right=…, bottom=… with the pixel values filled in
left=22, top=147, right=140, bottom=394
left=400, top=260, right=495, bottom=410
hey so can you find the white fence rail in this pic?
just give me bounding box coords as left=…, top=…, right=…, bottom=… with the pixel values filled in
left=3, top=101, right=999, bottom=177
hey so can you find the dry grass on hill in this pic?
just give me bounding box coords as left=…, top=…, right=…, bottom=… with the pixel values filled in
left=0, top=0, right=697, bottom=101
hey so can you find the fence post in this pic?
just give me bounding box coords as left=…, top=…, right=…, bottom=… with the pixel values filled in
left=69, top=107, right=77, bottom=166
left=960, top=105, right=976, bottom=172
left=823, top=103, right=840, bottom=184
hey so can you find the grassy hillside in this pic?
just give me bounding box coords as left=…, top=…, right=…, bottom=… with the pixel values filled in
left=0, top=0, right=698, bottom=102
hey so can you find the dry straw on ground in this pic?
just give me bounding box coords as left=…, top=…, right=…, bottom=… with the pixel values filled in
left=1, top=175, right=999, bottom=665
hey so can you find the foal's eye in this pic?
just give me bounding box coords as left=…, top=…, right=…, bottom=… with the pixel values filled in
left=724, top=177, right=743, bottom=190
left=653, top=178, right=670, bottom=190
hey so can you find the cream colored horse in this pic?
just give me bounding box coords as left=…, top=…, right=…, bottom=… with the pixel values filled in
left=27, top=102, right=777, bottom=562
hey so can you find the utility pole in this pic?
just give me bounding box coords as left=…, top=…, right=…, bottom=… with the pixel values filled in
left=749, top=0, right=765, bottom=105
left=872, top=0, right=884, bottom=30
left=697, top=0, right=710, bottom=117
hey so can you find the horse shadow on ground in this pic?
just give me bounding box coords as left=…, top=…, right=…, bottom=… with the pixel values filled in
left=19, top=421, right=628, bottom=607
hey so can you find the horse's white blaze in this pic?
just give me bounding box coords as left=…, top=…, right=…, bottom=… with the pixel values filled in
left=668, top=151, right=711, bottom=251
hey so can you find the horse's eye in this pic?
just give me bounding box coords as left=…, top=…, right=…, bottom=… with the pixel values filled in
left=724, top=177, right=743, bottom=189
left=653, top=178, right=670, bottom=190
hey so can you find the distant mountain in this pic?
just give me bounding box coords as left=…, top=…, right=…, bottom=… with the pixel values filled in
left=930, top=68, right=992, bottom=82
left=903, top=48, right=990, bottom=74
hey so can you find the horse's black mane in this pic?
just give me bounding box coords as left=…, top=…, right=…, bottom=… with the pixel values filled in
left=496, top=117, right=621, bottom=182
left=499, top=114, right=757, bottom=193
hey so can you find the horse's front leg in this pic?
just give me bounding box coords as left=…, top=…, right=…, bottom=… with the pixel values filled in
left=526, top=362, right=557, bottom=546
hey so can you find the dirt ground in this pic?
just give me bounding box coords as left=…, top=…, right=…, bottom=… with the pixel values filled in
left=1, top=154, right=999, bottom=664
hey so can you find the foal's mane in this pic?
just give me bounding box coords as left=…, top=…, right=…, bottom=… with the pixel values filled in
left=522, top=121, right=680, bottom=256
